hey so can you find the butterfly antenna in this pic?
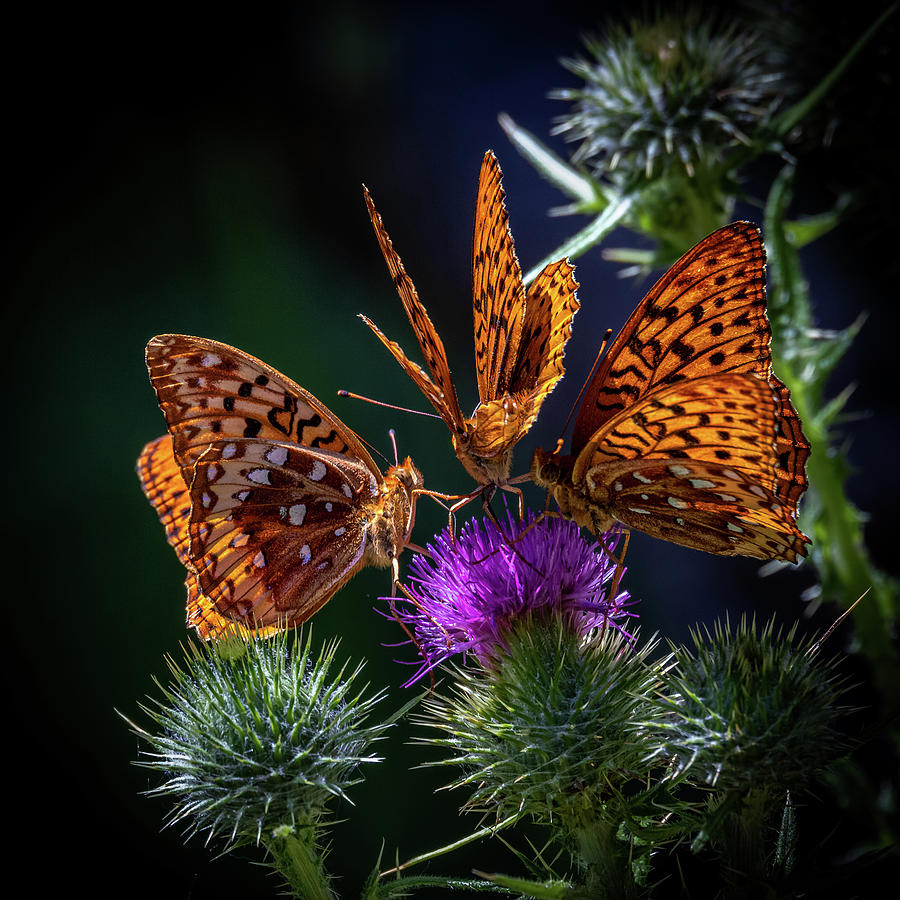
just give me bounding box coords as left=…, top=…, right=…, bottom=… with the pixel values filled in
left=355, top=433, right=392, bottom=467
left=389, top=428, right=399, bottom=466
left=337, top=389, right=441, bottom=419
left=558, top=328, right=612, bottom=440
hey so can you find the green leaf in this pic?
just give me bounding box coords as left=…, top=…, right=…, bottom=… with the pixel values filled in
left=498, top=112, right=600, bottom=206
left=783, top=197, right=852, bottom=249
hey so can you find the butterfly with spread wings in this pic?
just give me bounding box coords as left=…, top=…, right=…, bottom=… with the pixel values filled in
left=137, top=334, right=423, bottom=638
left=360, top=150, right=579, bottom=508
left=531, top=222, right=811, bottom=562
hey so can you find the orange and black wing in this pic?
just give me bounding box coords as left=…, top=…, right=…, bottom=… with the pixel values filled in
left=572, top=223, right=770, bottom=450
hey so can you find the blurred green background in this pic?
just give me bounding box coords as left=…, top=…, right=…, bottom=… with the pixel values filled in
left=8, top=1, right=897, bottom=896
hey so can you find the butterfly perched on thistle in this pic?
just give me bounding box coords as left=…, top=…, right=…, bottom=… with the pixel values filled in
left=531, top=223, right=811, bottom=562
left=137, top=334, right=424, bottom=638
left=360, top=150, right=579, bottom=506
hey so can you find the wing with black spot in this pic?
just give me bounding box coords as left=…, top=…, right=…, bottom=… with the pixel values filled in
left=573, top=223, right=770, bottom=450
left=146, top=334, right=379, bottom=484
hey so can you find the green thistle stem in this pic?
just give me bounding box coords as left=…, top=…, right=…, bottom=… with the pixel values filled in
left=262, top=824, right=334, bottom=900
left=716, top=789, right=774, bottom=900
left=771, top=3, right=897, bottom=138
left=370, top=875, right=516, bottom=897
left=564, top=815, right=640, bottom=899
left=379, top=813, right=520, bottom=877
left=764, top=166, right=900, bottom=722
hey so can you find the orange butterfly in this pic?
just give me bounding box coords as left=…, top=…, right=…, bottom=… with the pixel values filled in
left=137, top=334, right=423, bottom=639
left=361, top=150, right=579, bottom=503
left=531, top=223, right=810, bottom=562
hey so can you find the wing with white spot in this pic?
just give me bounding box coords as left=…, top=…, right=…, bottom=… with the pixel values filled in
left=187, top=439, right=378, bottom=633
left=146, top=334, right=381, bottom=484
left=570, top=372, right=809, bottom=562
left=596, top=457, right=808, bottom=561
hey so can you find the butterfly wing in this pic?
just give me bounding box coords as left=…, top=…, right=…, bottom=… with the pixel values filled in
left=597, top=459, right=808, bottom=561
left=769, top=375, right=810, bottom=510
left=137, top=434, right=194, bottom=563
left=467, top=257, right=580, bottom=462
left=472, top=150, right=526, bottom=403
left=188, top=439, right=379, bottom=633
left=137, top=434, right=280, bottom=638
left=510, top=257, right=580, bottom=421
left=362, top=187, right=465, bottom=432
left=571, top=373, right=809, bottom=562
left=572, top=223, right=771, bottom=450
left=146, top=334, right=381, bottom=484
left=359, top=313, right=465, bottom=433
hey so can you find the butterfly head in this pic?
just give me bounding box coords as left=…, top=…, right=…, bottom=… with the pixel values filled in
left=530, top=446, right=565, bottom=488
left=369, top=457, right=424, bottom=566
left=387, top=456, right=424, bottom=495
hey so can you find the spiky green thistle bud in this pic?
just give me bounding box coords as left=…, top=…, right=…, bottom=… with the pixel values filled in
left=124, top=629, right=392, bottom=897
left=418, top=618, right=671, bottom=894
left=552, top=10, right=782, bottom=186
left=650, top=616, right=852, bottom=794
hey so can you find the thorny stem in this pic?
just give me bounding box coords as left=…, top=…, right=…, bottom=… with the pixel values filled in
left=262, top=825, right=334, bottom=900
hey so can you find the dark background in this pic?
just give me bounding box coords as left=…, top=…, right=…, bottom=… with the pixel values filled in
left=8, top=1, right=897, bottom=896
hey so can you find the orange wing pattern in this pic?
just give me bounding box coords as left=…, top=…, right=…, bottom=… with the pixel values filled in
left=532, top=224, right=810, bottom=563
left=363, top=151, right=579, bottom=486
left=472, top=151, right=526, bottom=402
left=362, top=189, right=465, bottom=433
left=511, top=258, right=580, bottom=427
left=572, top=222, right=769, bottom=449
left=146, top=334, right=379, bottom=482
left=139, top=334, right=422, bottom=638
left=137, top=434, right=280, bottom=639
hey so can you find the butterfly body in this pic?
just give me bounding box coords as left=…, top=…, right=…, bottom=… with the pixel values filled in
left=449, top=390, right=537, bottom=484
left=532, top=223, right=810, bottom=564
left=362, top=152, right=579, bottom=491
left=138, top=334, right=423, bottom=638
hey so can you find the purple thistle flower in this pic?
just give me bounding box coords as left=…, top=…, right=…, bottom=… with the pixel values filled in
left=388, top=512, right=634, bottom=684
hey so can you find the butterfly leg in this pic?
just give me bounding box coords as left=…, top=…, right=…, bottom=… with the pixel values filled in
left=467, top=488, right=545, bottom=576
left=592, top=516, right=631, bottom=595
left=504, top=486, right=560, bottom=546
left=412, top=486, right=484, bottom=540
left=386, top=580, right=441, bottom=692
left=446, top=487, right=490, bottom=541
left=608, top=528, right=630, bottom=600
left=395, top=579, right=454, bottom=656
left=498, top=481, right=525, bottom=519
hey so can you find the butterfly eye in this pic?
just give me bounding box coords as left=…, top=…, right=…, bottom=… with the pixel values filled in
left=538, top=459, right=561, bottom=484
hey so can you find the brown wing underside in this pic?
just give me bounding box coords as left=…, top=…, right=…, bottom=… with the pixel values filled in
left=587, top=457, right=809, bottom=562
left=188, top=439, right=378, bottom=633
